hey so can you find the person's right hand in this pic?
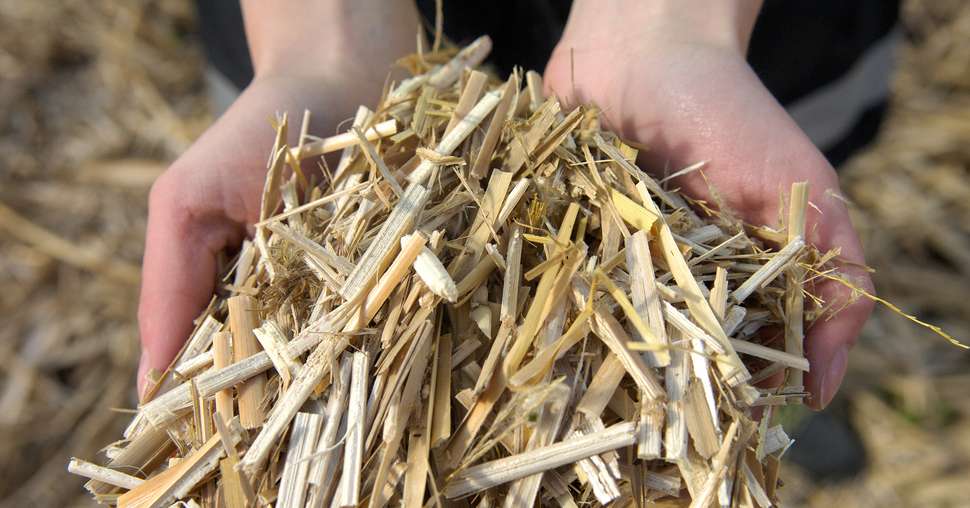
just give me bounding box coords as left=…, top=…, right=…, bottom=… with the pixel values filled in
left=137, top=0, right=419, bottom=399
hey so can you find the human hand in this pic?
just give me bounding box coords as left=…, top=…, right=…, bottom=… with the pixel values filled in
left=137, top=0, right=419, bottom=399
left=137, top=75, right=324, bottom=399
left=544, top=0, right=874, bottom=409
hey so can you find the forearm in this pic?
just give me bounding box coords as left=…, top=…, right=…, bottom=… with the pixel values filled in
left=564, top=0, right=763, bottom=53
left=241, top=0, right=420, bottom=84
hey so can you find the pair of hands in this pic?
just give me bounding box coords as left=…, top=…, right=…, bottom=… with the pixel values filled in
left=138, top=1, right=873, bottom=409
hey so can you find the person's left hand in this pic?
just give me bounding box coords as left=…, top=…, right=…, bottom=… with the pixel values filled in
left=543, top=0, right=874, bottom=409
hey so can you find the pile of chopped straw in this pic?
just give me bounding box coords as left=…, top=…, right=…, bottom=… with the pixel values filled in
left=70, top=36, right=828, bottom=507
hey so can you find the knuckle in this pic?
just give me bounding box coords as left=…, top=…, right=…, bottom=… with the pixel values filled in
left=148, top=168, right=195, bottom=229
left=148, top=169, right=179, bottom=211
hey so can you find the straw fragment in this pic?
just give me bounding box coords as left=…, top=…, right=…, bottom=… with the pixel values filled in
left=69, top=37, right=841, bottom=508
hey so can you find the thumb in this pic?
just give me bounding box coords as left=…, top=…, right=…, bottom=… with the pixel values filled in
left=137, top=173, right=244, bottom=401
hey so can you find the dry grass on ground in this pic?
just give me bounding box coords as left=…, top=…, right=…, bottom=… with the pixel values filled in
left=0, top=2, right=206, bottom=506
left=0, top=1, right=967, bottom=506
left=781, top=1, right=970, bottom=506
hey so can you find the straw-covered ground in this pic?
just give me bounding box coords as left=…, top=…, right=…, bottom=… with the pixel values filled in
left=0, top=1, right=966, bottom=506
left=778, top=1, right=970, bottom=506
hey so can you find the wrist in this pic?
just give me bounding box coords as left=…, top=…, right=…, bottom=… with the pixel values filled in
left=564, top=0, right=762, bottom=55
left=241, top=0, right=419, bottom=84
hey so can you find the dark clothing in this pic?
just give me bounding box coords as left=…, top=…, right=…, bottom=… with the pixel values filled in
left=196, top=0, right=900, bottom=166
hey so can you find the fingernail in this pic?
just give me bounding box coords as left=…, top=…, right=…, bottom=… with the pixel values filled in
left=819, top=345, right=849, bottom=409
left=137, top=350, right=151, bottom=402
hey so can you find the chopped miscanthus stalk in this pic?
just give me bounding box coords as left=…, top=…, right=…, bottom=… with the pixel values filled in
left=71, top=35, right=840, bottom=507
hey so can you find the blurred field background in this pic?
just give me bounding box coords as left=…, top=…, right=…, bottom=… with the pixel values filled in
left=0, top=1, right=967, bottom=507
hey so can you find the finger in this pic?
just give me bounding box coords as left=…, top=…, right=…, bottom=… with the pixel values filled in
left=654, top=94, right=875, bottom=407
left=681, top=100, right=874, bottom=408
left=670, top=122, right=875, bottom=408
left=137, top=174, right=243, bottom=400
left=802, top=203, right=874, bottom=409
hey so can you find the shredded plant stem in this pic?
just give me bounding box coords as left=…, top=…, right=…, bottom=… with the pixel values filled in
left=66, top=34, right=955, bottom=508
left=806, top=266, right=968, bottom=350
